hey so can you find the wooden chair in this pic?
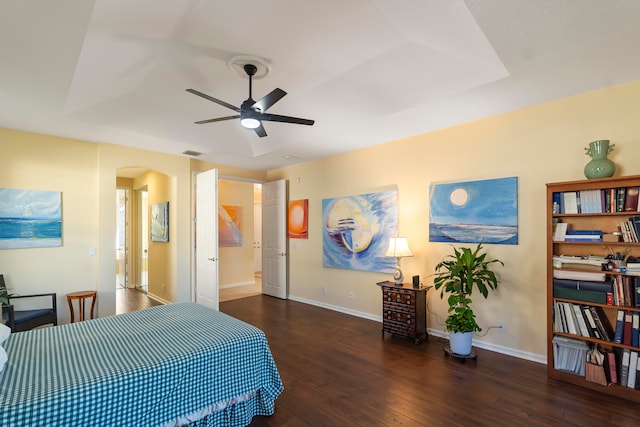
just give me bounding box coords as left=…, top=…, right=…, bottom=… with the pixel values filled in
left=1, top=274, right=57, bottom=332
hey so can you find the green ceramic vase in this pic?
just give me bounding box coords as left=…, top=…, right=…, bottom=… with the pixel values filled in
left=584, top=140, right=615, bottom=179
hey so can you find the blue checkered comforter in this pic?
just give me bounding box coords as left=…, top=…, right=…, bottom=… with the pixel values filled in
left=0, top=302, right=283, bottom=426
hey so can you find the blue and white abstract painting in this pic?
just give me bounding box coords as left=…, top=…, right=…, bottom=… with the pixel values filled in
left=429, top=177, right=518, bottom=245
left=0, top=188, right=62, bottom=249
left=323, top=190, right=398, bottom=273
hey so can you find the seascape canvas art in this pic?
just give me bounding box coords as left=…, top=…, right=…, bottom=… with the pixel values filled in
left=0, top=188, right=62, bottom=249
left=429, top=177, right=518, bottom=244
left=219, top=205, right=243, bottom=247
left=322, top=191, right=398, bottom=273
left=151, top=201, right=169, bottom=242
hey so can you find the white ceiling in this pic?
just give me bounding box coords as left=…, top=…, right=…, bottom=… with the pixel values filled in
left=2, top=0, right=640, bottom=171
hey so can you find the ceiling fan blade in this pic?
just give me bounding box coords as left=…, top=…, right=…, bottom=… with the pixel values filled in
left=194, top=115, right=240, bottom=124
left=261, top=113, right=315, bottom=126
left=252, top=88, right=287, bottom=112
left=186, top=89, right=240, bottom=113
left=254, top=123, right=267, bottom=138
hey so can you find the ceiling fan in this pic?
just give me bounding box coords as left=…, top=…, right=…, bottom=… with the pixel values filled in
left=186, top=63, right=314, bottom=137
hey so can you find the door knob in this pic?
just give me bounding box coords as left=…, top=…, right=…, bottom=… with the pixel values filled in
left=208, top=257, right=217, bottom=262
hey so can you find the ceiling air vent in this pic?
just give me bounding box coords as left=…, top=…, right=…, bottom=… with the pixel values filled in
left=182, top=150, right=203, bottom=157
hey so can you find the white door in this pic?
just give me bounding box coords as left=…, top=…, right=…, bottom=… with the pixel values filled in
left=195, top=168, right=219, bottom=310
left=262, top=179, right=287, bottom=299
left=254, top=201, right=262, bottom=274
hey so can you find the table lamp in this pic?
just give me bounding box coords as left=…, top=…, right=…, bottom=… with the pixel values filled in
left=385, top=237, right=413, bottom=285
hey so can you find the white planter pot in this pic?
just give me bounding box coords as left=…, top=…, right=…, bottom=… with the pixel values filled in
left=449, top=331, right=473, bottom=355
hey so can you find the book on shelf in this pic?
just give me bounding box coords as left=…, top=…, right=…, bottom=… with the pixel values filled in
left=552, top=336, right=588, bottom=376
left=633, top=312, right=640, bottom=348
left=624, top=310, right=634, bottom=346
left=612, top=276, right=635, bottom=307
left=563, top=192, right=579, bottom=214
left=625, top=187, right=640, bottom=212
left=617, top=187, right=627, bottom=213
left=553, top=223, right=568, bottom=241
left=631, top=216, right=640, bottom=239
left=572, top=304, right=591, bottom=337
left=620, top=348, right=631, bottom=387
left=627, top=351, right=639, bottom=388
left=581, top=305, right=602, bottom=339
left=552, top=255, right=606, bottom=270
left=553, top=269, right=606, bottom=282
left=614, top=310, right=625, bottom=344
left=590, top=306, right=614, bottom=341
left=634, top=278, right=640, bottom=308
left=560, top=302, right=578, bottom=335
left=553, top=278, right=611, bottom=292
left=605, top=350, right=618, bottom=384
left=553, top=287, right=609, bottom=305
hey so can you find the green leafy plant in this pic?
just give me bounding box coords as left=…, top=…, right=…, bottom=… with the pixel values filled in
left=433, top=243, right=503, bottom=333
left=0, top=286, right=11, bottom=306
left=0, top=287, right=13, bottom=305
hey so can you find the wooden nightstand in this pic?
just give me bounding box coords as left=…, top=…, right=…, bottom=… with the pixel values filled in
left=377, top=281, right=430, bottom=344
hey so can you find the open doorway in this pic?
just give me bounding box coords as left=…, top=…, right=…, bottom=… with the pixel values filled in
left=218, top=180, right=262, bottom=302
left=115, top=188, right=130, bottom=289
left=136, top=187, right=149, bottom=294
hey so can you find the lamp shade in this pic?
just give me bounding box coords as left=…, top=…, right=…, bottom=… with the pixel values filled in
left=384, top=237, right=413, bottom=258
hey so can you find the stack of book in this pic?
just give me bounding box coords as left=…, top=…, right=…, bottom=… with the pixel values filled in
left=619, top=216, right=640, bottom=242
left=611, top=276, right=640, bottom=307
left=626, top=260, right=640, bottom=276
left=564, top=229, right=603, bottom=242
left=553, top=278, right=611, bottom=304
left=552, top=186, right=640, bottom=214
left=552, top=336, right=588, bottom=376
left=553, top=301, right=614, bottom=340
left=612, top=310, right=640, bottom=346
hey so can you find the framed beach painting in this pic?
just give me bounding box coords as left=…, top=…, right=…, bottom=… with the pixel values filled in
left=429, top=177, right=518, bottom=245
left=322, top=190, right=398, bottom=273
left=0, top=188, right=62, bottom=249
left=151, top=201, right=169, bottom=242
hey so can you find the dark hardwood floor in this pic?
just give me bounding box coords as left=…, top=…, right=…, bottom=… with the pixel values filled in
left=221, top=296, right=640, bottom=427
left=116, top=287, right=161, bottom=314
left=118, top=292, right=640, bottom=426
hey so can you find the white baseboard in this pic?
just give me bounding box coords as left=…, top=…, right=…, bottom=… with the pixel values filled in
left=146, top=292, right=170, bottom=305
left=288, top=294, right=547, bottom=365
left=427, top=329, right=547, bottom=364
left=219, top=281, right=256, bottom=290
left=288, top=295, right=380, bottom=322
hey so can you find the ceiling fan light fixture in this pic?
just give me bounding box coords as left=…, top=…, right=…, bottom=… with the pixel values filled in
left=240, top=116, right=261, bottom=129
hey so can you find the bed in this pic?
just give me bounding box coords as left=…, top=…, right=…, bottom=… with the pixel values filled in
left=0, top=302, right=283, bottom=427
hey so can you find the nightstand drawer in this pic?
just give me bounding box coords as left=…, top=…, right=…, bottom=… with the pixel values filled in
left=382, top=289, right=415, bottom=306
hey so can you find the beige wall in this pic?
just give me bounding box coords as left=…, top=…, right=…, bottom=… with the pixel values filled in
left=0, top=137, right=269, bottom=323
left=268, top=80, right=640, bottom=361
left=132, top=170, right=174, bottom=302
left=2, top=80, right=640, bottom=361
left=0, top=129, right=99, bottom=324
left=218, top=179, right=255, bottom=286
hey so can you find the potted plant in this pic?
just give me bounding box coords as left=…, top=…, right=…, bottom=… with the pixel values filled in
left=0, top=287, right=10, bottom=306
left=433, top=243, right=503, bottom=355
left=0, top=286, right=11, bottom=325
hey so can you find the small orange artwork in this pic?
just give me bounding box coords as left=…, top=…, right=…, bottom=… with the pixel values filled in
left=288, top=199, right=308, bottom=239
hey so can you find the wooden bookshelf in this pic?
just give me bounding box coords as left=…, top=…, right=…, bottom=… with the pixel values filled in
left=547, top=175, right=640, bottom=403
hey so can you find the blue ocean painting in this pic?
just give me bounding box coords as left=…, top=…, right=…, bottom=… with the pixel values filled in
left=429, top=177, right=518, bottom=245
left=322, top=190, right=398, bottom=273
left=0, top=188, right=62, bottom=249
